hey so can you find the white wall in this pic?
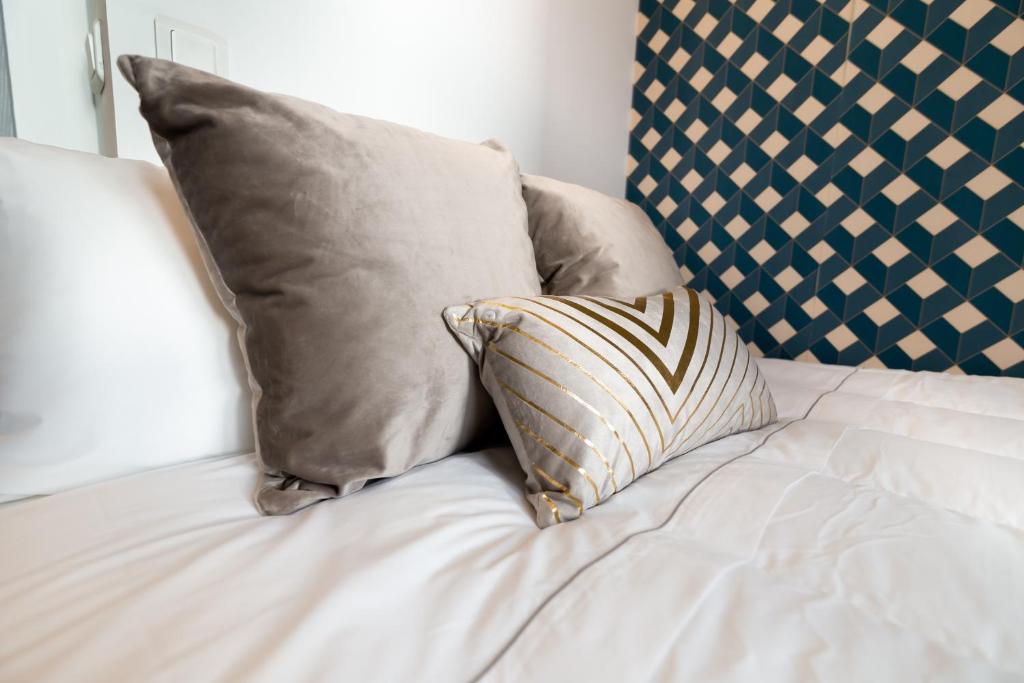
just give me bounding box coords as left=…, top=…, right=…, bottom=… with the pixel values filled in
left=541, top=0, right=638, bottom=196
left=4, top=0, right=100, bottom=153
left=5, top=0, right=638, bottom=195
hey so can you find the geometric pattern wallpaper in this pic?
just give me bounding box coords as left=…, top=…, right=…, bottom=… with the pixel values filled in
left=628, top=0, right=1024, bottom=376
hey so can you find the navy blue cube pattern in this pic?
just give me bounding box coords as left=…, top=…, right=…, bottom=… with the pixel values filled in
left=628, top=0, right=1024, bottom=376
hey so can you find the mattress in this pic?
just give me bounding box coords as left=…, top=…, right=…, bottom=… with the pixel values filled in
left=1, top=359, right=1022, bottom=682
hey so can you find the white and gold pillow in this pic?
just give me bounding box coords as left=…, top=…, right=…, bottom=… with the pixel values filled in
left=444, top=287, right=777, bottom=527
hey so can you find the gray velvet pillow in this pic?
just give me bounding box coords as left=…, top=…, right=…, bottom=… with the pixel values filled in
left=522, top=174, right=684, bottom=297
left=118, top=55, right=542, bottom=515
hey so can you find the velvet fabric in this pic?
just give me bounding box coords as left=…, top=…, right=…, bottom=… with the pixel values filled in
left=118, top=56, right=542, bottom=514
left=522, top=174, right=683, bottom=297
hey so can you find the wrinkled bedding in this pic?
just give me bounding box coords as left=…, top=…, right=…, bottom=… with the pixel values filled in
left=1, top=359, right=1021, bottom=682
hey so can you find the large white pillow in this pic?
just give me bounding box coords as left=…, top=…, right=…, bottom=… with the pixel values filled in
left=0, top=138, right=253, bottom=501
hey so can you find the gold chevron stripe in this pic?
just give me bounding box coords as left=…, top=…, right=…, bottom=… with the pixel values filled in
left=587, top=295, right=649, bottom=313
left=743, top=375, right=760, bottom=432
left=538, top=493, right=561, bottom=524
left=666, top=300, right=716, bottom=425
left=685, top=349, right=751, bottom=451
left=512, top=296, right=711, bottom=424
left=498, top=379, right=619, bottom=494
left=750, top=373, right=768, bottom=431
left=532, top=464, right=583, bottom=516
left=467, top=314, right=658, bottom=466
left=487, top=343, right=638, bottom=481
left=515, top=419, right=600, bottom=504
left=550, top=289, right=700, bottom=392
left=664, top=317, right=731, bottom=454
left=576, top=292, right=675, bottom=343
left=497, top=298, right=679, bottom=426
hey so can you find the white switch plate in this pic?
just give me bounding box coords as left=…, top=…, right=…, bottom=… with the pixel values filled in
left=154, top=16, right=228, bottom=77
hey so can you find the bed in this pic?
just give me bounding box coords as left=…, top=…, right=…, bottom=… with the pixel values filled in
left=3, top=358, right=1022, bottom=682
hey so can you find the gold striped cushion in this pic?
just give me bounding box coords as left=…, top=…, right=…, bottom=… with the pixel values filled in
left=444, top=286, right=777, bottom=527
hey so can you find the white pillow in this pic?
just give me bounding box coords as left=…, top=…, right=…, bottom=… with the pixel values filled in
left=0, top=138, right=253, bottom=501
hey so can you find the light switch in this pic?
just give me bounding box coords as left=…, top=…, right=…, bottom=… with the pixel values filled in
left=154, top=17, right=228, bottom=77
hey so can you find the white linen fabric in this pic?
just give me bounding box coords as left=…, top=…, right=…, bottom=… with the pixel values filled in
left=1, top=359, right=1022, bottom=682
left=0, top=139, right=252, bottom=500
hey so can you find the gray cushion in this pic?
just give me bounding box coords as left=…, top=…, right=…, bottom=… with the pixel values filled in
left=118, top=55, right=542, bottom=514
left=445, top=287, right=777, bottom=526
left=522, top=174, right=683, bottom=297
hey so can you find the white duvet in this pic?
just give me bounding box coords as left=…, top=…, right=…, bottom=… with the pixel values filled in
left=1, top=359, right=1022, bottom=682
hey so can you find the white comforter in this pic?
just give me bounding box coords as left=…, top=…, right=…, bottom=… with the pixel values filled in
left=1, top=359, right=1022, bottom=682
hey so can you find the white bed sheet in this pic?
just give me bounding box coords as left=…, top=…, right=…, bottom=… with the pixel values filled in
left=1, top=359, right=1022, bottom=682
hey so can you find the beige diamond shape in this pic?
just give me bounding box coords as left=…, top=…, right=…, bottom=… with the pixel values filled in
left=686, top=119, right=709, bottom=142
left=954, top=235, right=999, bottom=267
left=826, top=325, right=858, bottom=351
left=707, top=140, right=731, bottom=164
left=697, top=241, right=721, bottom=263
left=661, top=148, right=682, bottom=169
left=767, top=74, right=797, bottom=101
left=897, top=330, right=935, bottom=360
left=665, top=99, right=686, bottom=121
left=645, top=79, right=666, bottom=102
left=773, top=15, right=803, bottom=42
left=691, top=66, right=714, bottom=91
left=745, top=292, right=770, bottom=315
left=735, top=109, right=762, bottom=134
left=668, top=48, right=690, bottom=71
left=648, top=29, right=669, bottom=52
left=677, top=217, right=700, bottom=240
left=769, top=319, right=797, bottom=343
left=641, top=128, right=661, bottom=150
left=802, top=296, right=826, bottom=318
left=637, top=175, right=658, bottom=196
left=917, top=204, right=957, bottom=234
left=788, top=155, right=817, bottom=182
left=802, top=36, right=832, bottom=62
left=657, top=196, right=678, bottom=219
left=808, top=241, right=835, bottom=263
left=682, top=169, right=703, bottom=192
left=781, top=213, right=811, bottom=237
left=907, top=269, right=945, bottom=298
left=867, top=16, right=903, bottom=48
left=874, top=237, right=910, bottom=266
left=992, top=19, right=1024, bottom=56
left=983, top=338, right=1024, bottom=370
left=725, top=215, right=751, bottom=239
left=776, top=266, right=803, bottom=291
left=756, top=186, right=783, bottom=210
left=865, top=298, right=900, bottom=325
left=749, top=240, right=775, bottom=264
left=703, top=191, right=726, bottom=215
left=842, top=208, right=874, bottom=236
left=944, top=302, right=986, bottom=333
left=834, top=268, right=867, bottom=294
left=717, top=33, right=743, bottom=58
left=730, top=162, right=756, bottom=187
left=816, top=183, right=843, bottom=207
left=720, top=266, right=744, bottom=289
left=995, top=271, right=1024, bottom=303
left=741, top=53, right=769, bottom=79
left=794, top=98, right=825, bottom=125
left=966, top=167, right=1011, bottom=200
left=712, top=88, right=737, bottom=113
left=761, top=131, right=788, bottom=157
